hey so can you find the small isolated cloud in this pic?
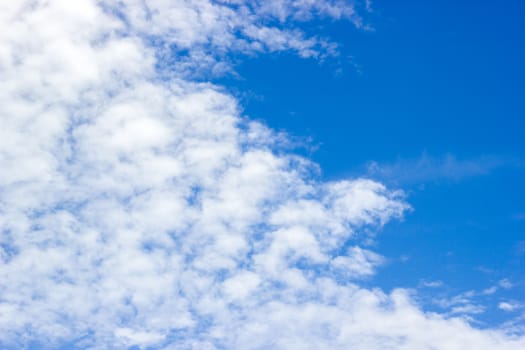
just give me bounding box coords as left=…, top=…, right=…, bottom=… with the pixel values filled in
left=400, top=254, right=410, bottom=262
left=499, top=302, right=523, bottom=312
left=481, top=286, right=498, bottom=295
left=435, top=290, right=475, bottom=309
left=420, top=280, right=444, bottom=288
left=450, top=304, right=486, bottom=315
left=499, top=279, right=513, bottom=289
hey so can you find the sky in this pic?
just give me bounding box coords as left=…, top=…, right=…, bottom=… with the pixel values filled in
left=0, top=1, right=524, bottom=349
left=218, top=0, right=525, bottom=328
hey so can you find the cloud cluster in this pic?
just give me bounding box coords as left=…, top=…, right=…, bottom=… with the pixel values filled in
left=102, top=0, right=365, bottom=77
left=0, top=1, right=524, bottom=349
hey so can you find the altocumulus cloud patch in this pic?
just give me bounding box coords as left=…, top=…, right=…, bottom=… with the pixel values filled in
left=0, top=1, right=524, bottom=349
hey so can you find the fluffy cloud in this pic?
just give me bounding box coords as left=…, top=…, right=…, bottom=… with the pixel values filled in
left=0, top=1, right=524, bottom=349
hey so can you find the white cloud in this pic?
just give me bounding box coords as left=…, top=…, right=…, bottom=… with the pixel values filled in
left=0, top=1, right=524, bottom=349
left=450, top=304, right=485, bottom=316
left=500, top=278, right=513, bottom=289
left=420, top=280, right=444, bottom=288
left=499, top=302, right=521, bottom=312
left=114, top=328, right=166, bottom=347
left=331, top=246, right=384, bottom=278
left=482, top=286, right=498, bottom=295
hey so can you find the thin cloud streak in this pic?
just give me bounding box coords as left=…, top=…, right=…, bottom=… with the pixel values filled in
left=366, top=153, right=520, bottom=186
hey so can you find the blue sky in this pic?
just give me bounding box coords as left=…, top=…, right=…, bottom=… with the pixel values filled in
left=1, top=1, right=525, bottom=349
left=217, top=0, right=525, bottom=329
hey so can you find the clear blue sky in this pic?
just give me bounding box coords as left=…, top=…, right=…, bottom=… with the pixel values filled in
left=218, top=0, right=525, bottom=328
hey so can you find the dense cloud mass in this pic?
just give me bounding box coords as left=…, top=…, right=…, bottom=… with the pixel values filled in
left=0, top=1, right=524, bottom=349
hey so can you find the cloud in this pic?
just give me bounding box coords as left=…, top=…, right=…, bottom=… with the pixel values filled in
left=330, top=246, right=385, bottom=278
left=500, top=279, right=514, bottom=289
left=499, top=302, right=523, bottom=312
left=366, top=152, right=515, bottom=186
left=482, top=286, right=498, bottom=295
left=0, top=1, right=524, bottom=349
left=513, top=213, right=525, bottom=221
left=432, top=283, right=519, bottom=318
left=420, top=280, right=444, bottom=288
left=102, top=0, right=367, bottom=77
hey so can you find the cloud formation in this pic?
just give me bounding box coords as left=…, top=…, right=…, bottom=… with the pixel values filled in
left=0, top=1, right=524, bottom=349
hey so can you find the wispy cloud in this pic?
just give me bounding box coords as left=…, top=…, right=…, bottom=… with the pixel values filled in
left=500, top=278, right=514, bottom=289
left=419, top=279, right=444, bottom=288
left=513, top=213, right=525, bottom=221
left=366, top=153, right=518, bottom=186
left=428, top=280, right=518, bottom=320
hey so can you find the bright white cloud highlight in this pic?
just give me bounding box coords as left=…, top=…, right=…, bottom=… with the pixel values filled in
left=0, top=1, right=524, bottom=349
left=499, top=302, right=522, bottom=313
